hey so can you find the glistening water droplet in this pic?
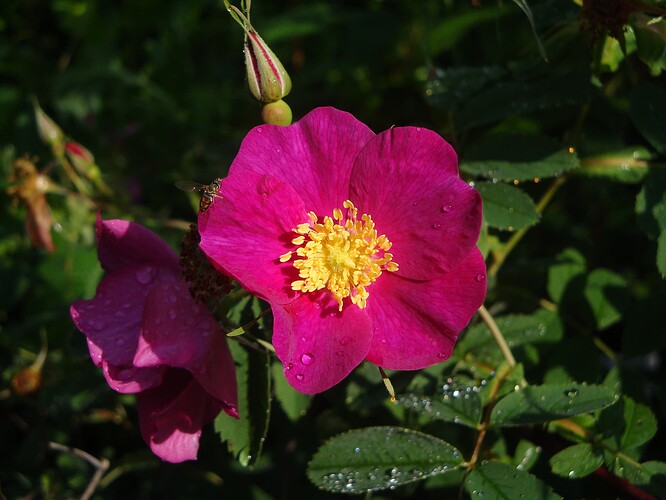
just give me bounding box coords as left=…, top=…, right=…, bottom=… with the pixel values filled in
left=300, top=353, right=314, bottom=365
left=475, top=273, right=486, bottom=282
left=441, top=204, right=452, bottom=213
left=136, top=266, right=155, bottom=284
left=295, top=373, right=304, bottom=381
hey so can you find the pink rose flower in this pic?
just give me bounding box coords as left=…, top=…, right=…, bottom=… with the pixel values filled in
left=198, top=107, right=486, bottom=394
left=70, top=216, right=238, bottom=463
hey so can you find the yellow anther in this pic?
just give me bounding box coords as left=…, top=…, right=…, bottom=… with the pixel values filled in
left=282, top=199, right=398, bottom=311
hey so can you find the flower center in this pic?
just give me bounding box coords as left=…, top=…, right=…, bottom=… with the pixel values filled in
left=280, top=200, right=398, bottom=311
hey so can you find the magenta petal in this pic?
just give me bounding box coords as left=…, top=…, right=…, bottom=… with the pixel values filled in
left=96, top=215, right=180, bottom=273
left=137, top=370, right=220, bottom=463
left=103, top=361, right=165, bottom=394
left=199, top=170, right=307, bottom=305
left=272, top=294, right=373, bottom=394
left=349, top=127, right=482, bottom=280
left=365, top=247, right=487, bottom=370
left=134, top=283, right=238, bottom=412
left=70, top=264, right=177, bottom=367
left=229, top=107, right=375, bottom=216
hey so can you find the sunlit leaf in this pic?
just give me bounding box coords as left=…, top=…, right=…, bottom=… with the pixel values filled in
left=549, top=443, right=604, bottom=479
left=215, top=342, right=271, bottom=467
left=465, top=461, right=561, bottom=499
left=271, top=361, right=311, bottom=422
left=490, top=383, right=619, bottom=426
left=307, top=427, right=463, bottom=494
left=477, top=182, right=539, bottom=231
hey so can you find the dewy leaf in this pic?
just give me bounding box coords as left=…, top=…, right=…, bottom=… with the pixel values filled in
left=601, top=396, right=658, bottom=451
left=215, top=341, right=271, bottom=467
left=512, top=439, right=542, bottom=472
left=425, top=65, right=505, bottom=111
left=461, top=149, right=578, bottom=182
left=476, top=182, right=539, bottom=231
left=465, top=461, right=562, bottom=499
left=271, top=361, right=311, bottom=422
left=307, top=427, right=463, bottom=494
left=578, top=147, right=652, bottom=184
left=490, top=383, right=619, bottom=427
left=457, top=308, right=562, bottom=360
left=630, top=83, right=666, bottom=155
left=610, top=458, right=666, bottom=497
left=549, top=443, right=604, bottom=479
left=398, top=377, right=482, bottom=428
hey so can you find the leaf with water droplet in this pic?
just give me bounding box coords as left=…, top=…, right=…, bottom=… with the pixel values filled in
left=307, top=427, right=463, bottom=494
left=215, top=341, right=271, bottom=467
left=490, top=383, right=618, bottom=427
left=599, top=395, right=657, bottom=452
left=512, top=439, right=541, bottom=472
left=549, top=443, right=604, bottom=479
left=476, top=182, right=539, bottom=231
left=465, top=461, right=562, bottom=500
left=271, top=361, right=311, bottom=422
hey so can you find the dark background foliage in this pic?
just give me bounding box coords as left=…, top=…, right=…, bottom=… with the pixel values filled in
left=1, top=0, right=665, bottom=498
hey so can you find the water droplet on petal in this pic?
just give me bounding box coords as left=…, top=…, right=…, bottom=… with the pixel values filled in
left=295, top=373, right=304, bottom=381
left=441, top=204, right=452, bottom=213
left=136, top=266, right=155, bottom=284
left=300, top=353, right=314, bottom=365
left=168, top=310, right=177, bottom=320
left=340, top=336, right=352, bottom=346
left=432, top=222, right=441, bottom=229
left=285, top=362, right=293, bottom=371
left=412, top=200, right=421, bottom=207
left=475, top=273, right=486, bottom=283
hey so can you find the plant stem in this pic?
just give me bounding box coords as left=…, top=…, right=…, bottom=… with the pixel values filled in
left=488, top=175, right=567, bottom=278
left=48, top=442, right=109, bottom=500
left=477, top=304, right=516, bottom=367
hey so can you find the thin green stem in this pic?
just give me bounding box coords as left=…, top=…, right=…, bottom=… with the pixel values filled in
left=488, top=175, right=567, bottom=278
left=477, top=304, right=516, bottom=368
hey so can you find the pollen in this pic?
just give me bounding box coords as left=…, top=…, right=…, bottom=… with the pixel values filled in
left=282, top=200, right=399, bottom=311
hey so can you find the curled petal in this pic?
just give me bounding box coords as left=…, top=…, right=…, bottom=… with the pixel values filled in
left=350, top=127, right=482, bottom=280
left=137, top=370, right=222, bottom=463
left=272, top=294, right=373, bottom=394
left=228, top=107, right=375, bottom=217
left=134, top=283, right=238, bottom=414
left=96, top=215, right=180, bottom=273
left=365, top=248, right=487, bottom=370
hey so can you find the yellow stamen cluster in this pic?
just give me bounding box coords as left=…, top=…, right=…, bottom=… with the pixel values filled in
left=279, top=200, right=399, bottom=311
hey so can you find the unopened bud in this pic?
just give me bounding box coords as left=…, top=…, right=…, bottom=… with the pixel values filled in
left=261, top=100, right=292, bottom=126
left=245, top=28, right=292, bottom=103
left=65, top=141, right=101, bottom=180
left=34, top=103, right=64, bottom=149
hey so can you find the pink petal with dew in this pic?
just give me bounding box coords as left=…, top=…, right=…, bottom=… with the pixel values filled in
left=134, top=283, right=238, bottom=414
left=69, top=264, right=178, bottom=367
left=349, top=127, right=482, bottom=280
left=137, top=370, right=222, bottom=463
left=272, top=294, right=373, bottom=394
left=365, top=247, right=487, bottom=370
left=229, top=107, right=375, bottom=217
left=199, top=171, right=308, bottom=305
left=103, top=360, right=165, bottom=394
left=96, top=215, right=180, bottom=273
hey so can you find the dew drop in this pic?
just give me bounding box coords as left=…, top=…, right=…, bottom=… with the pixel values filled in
left=122, top=302, right=132, bottom=309
left=168, top=310, right=177, bottom=320
left=432, top=222, right=441, bottom=229
left=340, top=336, right=352, bottom=346
left=441, top=204, right=452, bottom=213
left=295, top=373, right=304, bottom=381
left=136, top=266, right=155, bottom=284
left=568, top=470, right=576, bottom=478
left=475, top=273, right=486, bottom=283
left=300, top=353, right=314, bottom=365
left=415, top=127, right=422, bottom=132
left=565, top=388, right=579, bottom=398
left=412, top=200, right=421, bottom=207
left=285, top=362, right=293, bottom=371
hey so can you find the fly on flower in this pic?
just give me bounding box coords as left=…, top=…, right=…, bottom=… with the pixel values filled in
left=176, top=179, right=223, bottom=213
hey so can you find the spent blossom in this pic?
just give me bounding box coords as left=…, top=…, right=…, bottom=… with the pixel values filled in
left=70, top=216, right=238, bottom=462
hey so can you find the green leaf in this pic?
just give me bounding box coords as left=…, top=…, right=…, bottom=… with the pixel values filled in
left=578, top=147, right=652, bottom=184
left=271, top=361, right=311, bottom=422
left=455, top=73, right=594, bottom=130
left=630, top=83, right=666, bottom=155
left=477, top=182, right=539, bottom=231
left=512, top=440, right=542, bottom=472
left=635, top=168, right=666, bottom=275
left=398, top=377, right=482, bottom=428
left=510, top=0, right=547, bottom=61
left=549, top=443, right=604, bottom=479
left=457, top=308, right=563, bottom=361
left=601, top=396, right=657, bottom=451
left=583, top=269, right=629, bottom=330
left=307, top=427, right=463, bottom=494
left=462, top=149, right=578, bottom=182
left=547, top=248, right=586, bottom=304
left=215, top=341, right=271, bottom=466
left=490, top=383, right=619, bottom=427
left=465, top=461, right=561, bottom=499
left=425, top=66, right=505, bottom=111
left=610, top=458, right=666, bottom=496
